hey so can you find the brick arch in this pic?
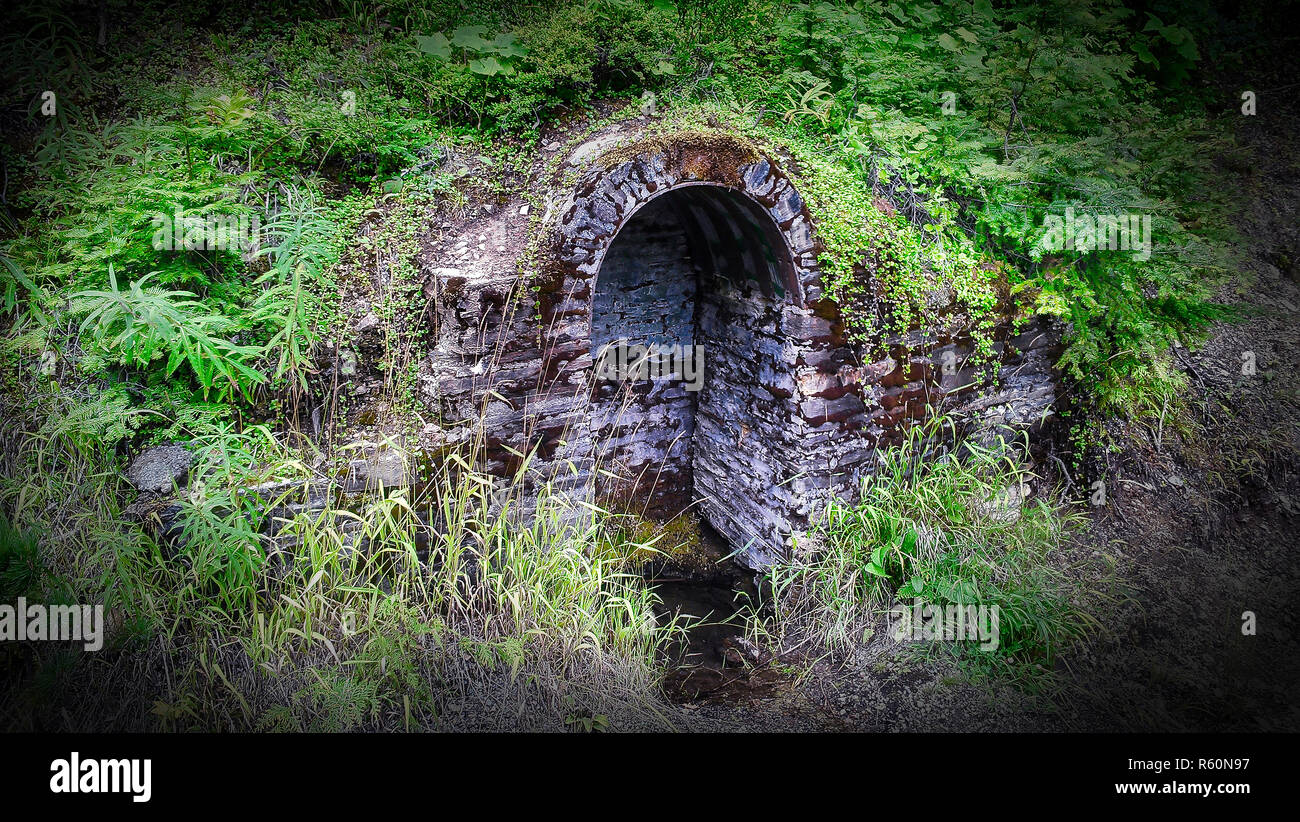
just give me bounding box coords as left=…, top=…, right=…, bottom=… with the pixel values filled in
left=535, top=137, right=861, bottom=565
left=543, top=144, right=826, bottom=328
left=538, top=140, right=845, bottom=387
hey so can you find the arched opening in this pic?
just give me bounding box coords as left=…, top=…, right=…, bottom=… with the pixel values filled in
left=588, top=185, right=799, bottom=552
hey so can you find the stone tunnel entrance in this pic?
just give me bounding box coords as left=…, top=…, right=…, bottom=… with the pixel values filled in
left=516, top=132, right=1019, bottom=567
left=135, top=131, right=1060, bottom=578
left=588, top=184, right=802, bottom=556
left=412, top=131, right=1057, bottom=568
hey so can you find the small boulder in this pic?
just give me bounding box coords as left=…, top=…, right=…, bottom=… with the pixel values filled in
left=355, top=311, right=381, bottom=334
left=567, top=132, right=624, bottom=167
left=977, top=482, right=1032, bottom=524
left=343, top=448, right=411, bottom=491
left=127, top=445, right=194, bottom=494
left=720, top=635, right=762, bottom=666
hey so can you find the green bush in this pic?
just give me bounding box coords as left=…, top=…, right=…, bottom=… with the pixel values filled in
left=762, top=418, right=1098, bottom=686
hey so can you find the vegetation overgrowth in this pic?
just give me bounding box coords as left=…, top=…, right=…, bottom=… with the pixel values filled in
left=0, top=0, right=1260, bottom=728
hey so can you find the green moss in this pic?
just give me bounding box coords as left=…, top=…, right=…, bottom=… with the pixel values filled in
left=598, top=103, right=1013, bottom=366
left=609, top=511, right=721, bottom=576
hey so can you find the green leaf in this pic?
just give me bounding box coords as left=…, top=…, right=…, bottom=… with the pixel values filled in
left=1133, top=38, right=1157, bottom=66
left=937, top=33, right=959, bottom=52
left=485, top=33, right=528, bottom=59
left=901, top=529, right=918, bottom=554
left=468, top=56, right=511, bottom=76
left=414, top=33, right=451, bottom=60
left=450, top=25, right=491, bottom=51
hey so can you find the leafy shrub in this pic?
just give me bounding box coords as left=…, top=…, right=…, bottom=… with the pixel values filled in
left=73, top=267, right=266, bottom=402
left=764, top=417, right=1097, bottom=685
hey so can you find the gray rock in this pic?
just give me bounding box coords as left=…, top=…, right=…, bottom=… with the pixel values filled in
left=976, top=482, right=1032, bottom=524
left=742, top=159, right=772, bottom=191
left=127, top=445, right=193, bottom=493
left=355, top=312, right=381, bottom=333
left=567, top=132, right=624, bottom=167
left=38, top=349, right=57, bottom=377
left=345, top=449, right=410, bottom=490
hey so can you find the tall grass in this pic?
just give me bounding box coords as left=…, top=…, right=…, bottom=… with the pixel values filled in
left=758, top=416, right=1101, bottom=686
left=0, top=389, right=687, bottom=731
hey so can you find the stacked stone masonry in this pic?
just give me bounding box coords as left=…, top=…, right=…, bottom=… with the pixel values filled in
left=409, top=129, right=1061, bottom=568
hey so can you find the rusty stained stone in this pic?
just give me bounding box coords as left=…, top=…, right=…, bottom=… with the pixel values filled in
left=591, top=181, right=630, bottom=215
left=797, top=346, right=843, bottom=370
left=783, top=311, right=837, bottom=345
left=794, top=367, right=860, bottom=402
left=757, top=176, right=788, bottom=210
left=607, top=160, right=637, bottom=187
left=879, top=381, right=928, bottom=412
left=539, top=340, right=589, bottom=380
left=871, top=404, right=910, bottom=428
left=879, top=353, right=935, bottom=389
left=904, top=356, right=935, bottom=383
